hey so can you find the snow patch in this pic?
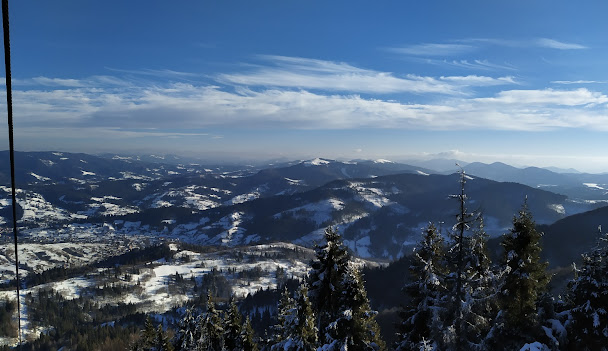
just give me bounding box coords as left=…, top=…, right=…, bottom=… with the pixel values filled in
left=583, top=183, right=605, bottom=190
left=274, top=199, right=344, bottom=225
left=349, top=182, right=392, bottom=208
left=303, top=158, right=330, bottom=166
left=30, top=172, right=51, bottom=181
left=520, top=341, right=549, bottom=351
left=548, top=204, right=565, bottom=215
left=284, top=177, right=302, bottom=185
left=226, top=192, right=260, bottom=205
left=345, top=236, right=372, bottom=258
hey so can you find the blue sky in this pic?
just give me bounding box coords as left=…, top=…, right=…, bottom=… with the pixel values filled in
left=2, top=1, right=608, bottom=171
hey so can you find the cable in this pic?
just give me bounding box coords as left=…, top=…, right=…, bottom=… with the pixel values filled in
left=1, top=0, right=22, bottom=346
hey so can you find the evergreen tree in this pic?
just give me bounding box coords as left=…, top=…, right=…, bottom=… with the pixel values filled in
left=241, top=316, right=260, bottom=351
left=307, top=227, right=351, bottom=342
left=468, top=217, right=501, bottom=348
left=490, top=202, right=550, bottom=349
left=224, top=297, right=244, bottom=351
left=272, top=288, right=296, bottom=347
left=441, top=170, right=497, bottom=351
left=395, top=223, right=446, bottom=351
left=197, top=295, right=224, bottom=351
left=132, top=317, right=158, bottom=351
left=293, top=285, right=318, bottom=351
left=154, top=324, right=174, bottom=351
left=307, top=227, right=385, bottom=351
left=567, top=231, right=608, bottom=350
left=133, top=318, right=173, bottom=351
left=271, top=285, right=318, bottom=351
left=324, top=266, right=385, bottom=351
left=173, top=307, right=199, bottom=351
left=143, top=317, right=158, bottom=345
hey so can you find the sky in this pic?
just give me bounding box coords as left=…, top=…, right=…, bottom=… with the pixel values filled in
left=2, top=1, right=608, bottom=171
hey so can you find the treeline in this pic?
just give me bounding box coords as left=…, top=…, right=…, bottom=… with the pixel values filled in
left=18, top=289, right=142, bottom=351
left=0, top=299, right=16, bottom=338
left=96, top=244, right=174, bottom=268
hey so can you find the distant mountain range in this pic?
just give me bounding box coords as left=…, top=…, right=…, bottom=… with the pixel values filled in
left=0, top=151, right=606, bottom=265
left=461, top=161, right=608, bottom=201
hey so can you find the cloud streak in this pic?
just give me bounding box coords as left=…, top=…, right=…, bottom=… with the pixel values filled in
left=423, top=59, right=517, bottom=71
left=387, top=43, right=474, bottom=56
left=460, top=37, right=587, bottom=50
left=536, top=38, right=587, bottom=50
left=552, top=80, right=607, bottom=85
left=218, top=55, right=515, bottom=95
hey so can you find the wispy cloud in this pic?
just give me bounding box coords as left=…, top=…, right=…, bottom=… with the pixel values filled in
left=475, top=88, right=608, bottom=106
left=423, top=59, right=517, bottom=71
left=29, top=77, right=85, bottom=87
left=386, top=43, right=474, bottom=56
left=105, top=67, right=199, bottom=78
left=536, top=38, right=587, bottom=50
left=551, top=80, right=607, bottom=85
left=439, top=75, right=517, bottom=85
left=462, top=37, right=587, bottom=50
left=11, top=75, right=131, bottom=88
left=217, top=55, right=514, bottom=95
left=11, top=77, right=85, bottom=87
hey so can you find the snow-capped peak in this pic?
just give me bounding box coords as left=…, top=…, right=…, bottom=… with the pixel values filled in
left=304, top=158, right=331, bottom=166
left=374, top=159, right=393, bottom=164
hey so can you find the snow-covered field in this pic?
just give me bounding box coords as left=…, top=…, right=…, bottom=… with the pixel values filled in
left=0, top=242, right=121, bottom=283
left=0, top=241, right=382, bottom=345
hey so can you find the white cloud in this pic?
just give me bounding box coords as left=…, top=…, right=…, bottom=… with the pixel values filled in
left=536, top=38, right=587, bottom=50
left=2, top=81, right=608, bottom=135
left=11, top=75, right=131, bottom=88
left=30, top=77, right=85, bottom=87
left=476, top=88, right=608, bottom=106
left=424, top=59, right=517, bottom=71
left=105, top=67, right=199, bottom=78
left=551, top=80, right=607, bottom=85
left=218, top=56, right=514, bottom=95
left=387, top=43, right=474, bottom=56
left=462, top=37, right=587, bottom=50
left=439, top=75, right=517, bottom=86
left=11, top=77, right=85, bottom=87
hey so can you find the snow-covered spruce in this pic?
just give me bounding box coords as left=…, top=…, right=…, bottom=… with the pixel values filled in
left=487, top=201, right=551, bottom=350
left=395, top=223, right=445, bottom=351
left=270, top=285, right=317, bottom=351
left=566, top=232, right=608, bottom=350
left=440, top=170, right=499, bottom=351
left=307, top=227, right=385, bottom=351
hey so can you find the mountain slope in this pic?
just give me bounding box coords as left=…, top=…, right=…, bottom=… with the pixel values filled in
left=539, top=205, right=608, bottom=268
left=105, top=173, right=577, bottom=259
